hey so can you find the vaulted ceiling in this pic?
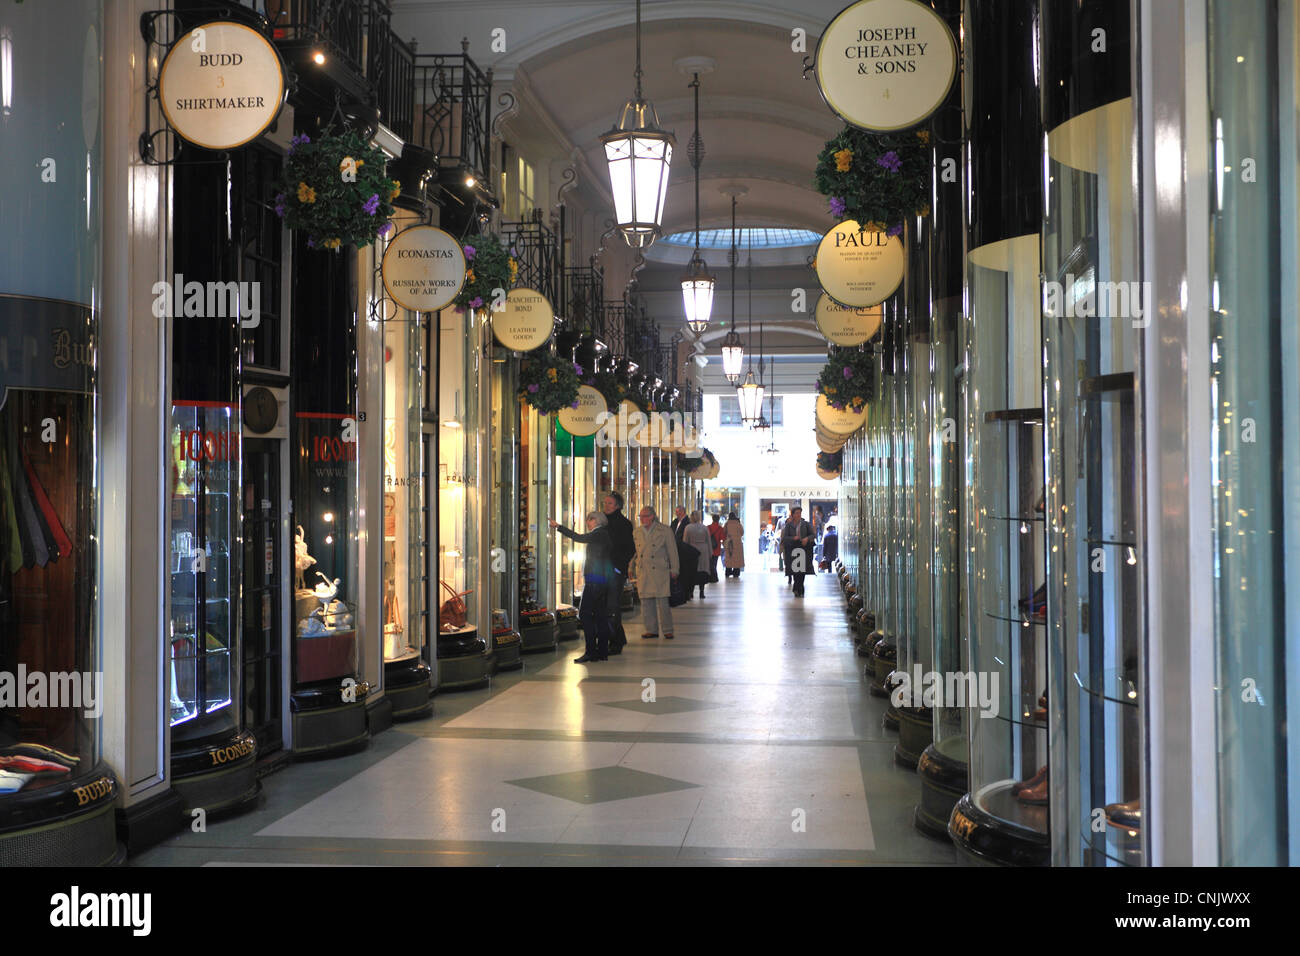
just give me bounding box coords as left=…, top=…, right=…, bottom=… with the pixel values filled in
left=394, top=0, right=854, bottom=390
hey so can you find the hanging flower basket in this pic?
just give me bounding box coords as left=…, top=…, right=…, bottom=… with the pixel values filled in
left=454, top=234, right=517, bottom=311
left=582, top=368, right=628, bottom=411
left=677, top=452, right=704, bottom=473
left=518, top=351, right=581, bottom=415
left=817, top=347, right=875, bottom=411
left=814, top=125, right=931, bottom=237
left=817, top=450, right=843, bottom=473
left=274, top=129, right=398, bottom=250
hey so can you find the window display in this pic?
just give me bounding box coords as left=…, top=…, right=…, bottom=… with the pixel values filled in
left=489, top=347, right=523, bottom=669
left=518, top=403, right=556, bottom=651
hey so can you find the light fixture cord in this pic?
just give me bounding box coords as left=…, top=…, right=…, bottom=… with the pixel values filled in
left=729, top=195, right=737, bottom=331
left=634, top=0, right=643, bottom=100
left=691, top=73, right=701, bottom=254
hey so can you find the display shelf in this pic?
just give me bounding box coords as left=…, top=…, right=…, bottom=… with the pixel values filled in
left=984, top=610, right=1046, bottom=627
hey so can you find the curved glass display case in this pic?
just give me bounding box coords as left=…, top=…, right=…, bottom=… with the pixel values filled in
left=951, top=234, right=1049, bottom=866
left=489, top=347, right=522, bottom=669
left=518, top=402, right=556, bottom=652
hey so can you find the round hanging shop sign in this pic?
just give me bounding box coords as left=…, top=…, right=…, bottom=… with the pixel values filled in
left=816, top=221, right=905, bottom=308
left=816, top=466, right=841, bottom=481
left=159, top=21, right=286, bottom=150
left=557, top=385, right=606, bottom=437
left=493, top=288, right=555, bottom=351
left=817, top=393, right=869, bottom=434
left=381, top=226, right=466, bottom=313
left=814, top=0, right=958, bottom=132
left=815, top=293, right=883, bottom=346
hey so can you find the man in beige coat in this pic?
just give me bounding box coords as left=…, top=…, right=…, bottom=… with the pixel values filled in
left=632, top=505, right=680, bottom=639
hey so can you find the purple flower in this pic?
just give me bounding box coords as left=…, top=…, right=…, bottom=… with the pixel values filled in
left=877, top=150, right=902, bottom=173
left=570, top=400, right=581, bottom=409
left=469, top=296, right=484, bottom=309
left=378, top=221, right=395, bottom=239
left=463, top=245, right=477, bottom=260
left=306, top=238, right=317, bottom=249
left=842, top=366, right=853, bottom=379
left=509, top=247, right=518, bottom=257
left=363, top=193, right=380, bottom=216
left=527, top=383, right=539, bottom=394
left=289, top=133, right=310, bottom=155
left=573, top=363, right=583, bottom=376
left=829, top=196, right=847, bottom=218
left=887, top=222, right=903, bottom=237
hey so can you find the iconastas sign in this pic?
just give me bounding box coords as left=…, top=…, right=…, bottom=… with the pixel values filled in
left=493, top=288, right=555, bottom=351
left=381, top=226, right=466, bottom=313
left=159, top=22, right=286, bottom=150
left=557, top=385, right=606, bottom=437
left=815, top=293, right=883, bottom=345
left=816, top=221, right=905, bottom=308
left=814, top=0, right=957, bottom=131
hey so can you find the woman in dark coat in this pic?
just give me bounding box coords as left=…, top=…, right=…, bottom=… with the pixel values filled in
left=549, top=511, right=619, bottom=663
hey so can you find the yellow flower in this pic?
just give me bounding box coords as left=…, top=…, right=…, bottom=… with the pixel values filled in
left=920, top=204, right=931, bottom=217
left=297, top=181, right=316, bottom=204
left=508, top=258, right=518, bottom=282
left=546, top=367, right=557, bottom=382
left=466, top=269, right=476, bottom=283
left=834, top=148, right=853, bottom=172
left=389, top=180, right=401, bottom=200
left=340, top=156, right=354, bottom=171
left=825, top=386, right=837, bottom=395
left=323, top=237, right=342, bottom=250
left=916, top=130, right=931, bottom=145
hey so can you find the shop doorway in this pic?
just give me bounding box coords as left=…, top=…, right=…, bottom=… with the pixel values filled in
left=241, top=438, right=283, bottom=756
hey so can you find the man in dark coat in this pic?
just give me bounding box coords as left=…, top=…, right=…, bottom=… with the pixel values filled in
left=670, top=505, right=690, bottom=541
left=602, top=491, right=635, bottom=654
left=781, top=506, right=814, bottom=598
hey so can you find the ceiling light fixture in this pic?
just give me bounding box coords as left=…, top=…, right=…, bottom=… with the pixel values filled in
left=738, top=232, right=764, bottom=424
left=720, top=195, right=743, bottom=384
left=681, top=72, right=715, bottom=334
left=600, top=0, right=675, bottom=249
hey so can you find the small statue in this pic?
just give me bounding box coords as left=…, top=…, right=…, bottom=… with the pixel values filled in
left=294, top=525, right=317, bottom=591
left=313, top=572, right=341, bottom=601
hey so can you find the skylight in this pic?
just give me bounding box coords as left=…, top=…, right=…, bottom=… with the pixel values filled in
left=661, top=227, right=822, bottom=249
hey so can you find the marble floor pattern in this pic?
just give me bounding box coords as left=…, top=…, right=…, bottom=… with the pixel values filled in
left=133, top=567, right=959, bottom=866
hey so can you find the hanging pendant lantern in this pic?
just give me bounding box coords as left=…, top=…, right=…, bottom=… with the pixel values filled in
left=720, top=329, right=744, bottom=384
left=737, top=369, right=764, bottom=424
left=680, top=72, right=714, bottom=332
left=601, top=0, right=675, bottom=249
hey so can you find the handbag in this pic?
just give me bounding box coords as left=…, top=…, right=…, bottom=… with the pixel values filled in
left=668, top=574, right=687, bottom=608
left=438, top=580, right=473, bottom=631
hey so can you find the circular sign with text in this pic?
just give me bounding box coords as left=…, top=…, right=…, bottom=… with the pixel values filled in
left=817, top=393, right=869, bottom=434
left=815, top=293, right=884, bottom=345
left=159, top=21, right=286, bottom=150
left=493, top=288, right=555, bottom=351
left=557, top=385, right=607, bottom=437
left=816, top=221, right=905, bottom=308
left=814, top=0, right=958, bottom=132
left=816, top=466, right=841, bottom=481
left=381, top=226, right=466, bottom=313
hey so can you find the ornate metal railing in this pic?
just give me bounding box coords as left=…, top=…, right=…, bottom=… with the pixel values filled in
left=269, top=0, right=368, bottom=78
left=501, top=213, right=562, bottom=309
left=412, top=42, right=493, bottom=181
left=366, top=4, right=415, bottom=139
left=564, top=264, right=605, bottom=336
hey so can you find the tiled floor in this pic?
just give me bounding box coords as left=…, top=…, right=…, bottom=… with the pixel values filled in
left=132, top=569, right=958, bottom=866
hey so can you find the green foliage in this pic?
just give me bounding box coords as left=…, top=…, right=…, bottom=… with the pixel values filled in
left=817, top=347, right=875, bottom=411
left=583, top=369, right=629, bottom=411
left=274, top=129, right=397, bottom=250
left=813, top=125, right=931, bottom=235
left=817, top=450, right=843, bottom=474
left=455, top=234, right=516, bottom=310
left=518, top=351, right=581, bottom=415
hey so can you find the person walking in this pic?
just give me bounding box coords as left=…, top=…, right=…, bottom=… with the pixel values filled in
left=723, top=511, right=744, bottom=578
left=670, top=505, right=690, bottom=541
left=602, top=491, right=635, bottom=655
left=707, top=513, right=726, bottom=583
left=632, top=505, right=679, bottom=639
left=549, top=512, right=618, bottom=663
left=781, top=506, right=814, bottom=597
left=682, top=511, right=712, bottom=599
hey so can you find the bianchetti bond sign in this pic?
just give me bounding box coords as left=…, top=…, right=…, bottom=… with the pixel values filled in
left=159, top=22, right=286, bottom=150
left=815, top=0, right=957, bottom=131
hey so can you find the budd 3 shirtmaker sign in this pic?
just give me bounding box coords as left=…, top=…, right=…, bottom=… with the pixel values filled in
left=159, top=21, right=287, bottom=150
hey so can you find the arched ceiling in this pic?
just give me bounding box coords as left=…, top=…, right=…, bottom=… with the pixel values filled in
left=393, top=0, right=853, bottom=388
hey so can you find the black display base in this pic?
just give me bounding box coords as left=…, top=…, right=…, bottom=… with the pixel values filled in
left=519, top=613, right=558, bottom=653
left=436, top=650, right=492, bottom=690
left=115, top=787, right=188, bottom=856
left=290, top=693, right=370, bottom=759
left=366, top=695, right=395, bottom=735
left=847, top=594, right=863, bottom=618
left=871, top=640, right=897, bottom=684
left=384, top=658, right=433, bottom=721
left=894, top=706, right=933, bottom=770
left=0, top=762, right=123, bottom=866
left=493, top=633, right=523, bottom=672
left=949, top=791, right=1050, bottom=867
left=882, top=703, right=900, bottom=733
left=555, top=606, right=580, bottom=641
left=171, top=729, right=261, bottom=817
left=915, top=738, right=969, bottom=841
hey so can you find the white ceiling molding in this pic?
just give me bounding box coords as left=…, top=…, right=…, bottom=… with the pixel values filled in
left=569, top=94, right=841, bottom=147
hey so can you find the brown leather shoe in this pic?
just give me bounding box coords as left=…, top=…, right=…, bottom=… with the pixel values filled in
left=1104, top=799, right=1142, bottom=832
left=1011, top=764, right=1048, bottom=796
left=1016, top=775, right=1049, bottom=805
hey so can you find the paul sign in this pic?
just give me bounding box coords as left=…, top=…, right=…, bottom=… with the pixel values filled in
left=814, top=0, right=957, bottom=131
left=815, top=221, right=905, bottom=308
left=159, top=21, right=286, bottom=150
